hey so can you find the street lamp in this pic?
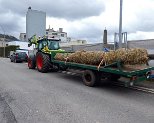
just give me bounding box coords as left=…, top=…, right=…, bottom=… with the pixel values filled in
left=0, top=26, right=5, bottom=58
left=119, top=0, right=123, bottom=48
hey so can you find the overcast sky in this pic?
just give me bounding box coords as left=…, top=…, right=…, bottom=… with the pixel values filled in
left=0, top=0, right=154, bottom=43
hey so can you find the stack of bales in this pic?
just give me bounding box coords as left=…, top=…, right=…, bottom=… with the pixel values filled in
left=54, top=48, right=148, bottom=65
left=114, top=48, right=148, bottom=65
left=104, top=51, right=116, bottom=64
left=67, top=51, right=105, bottom=65
left=54, top=53, right=70, bottom=61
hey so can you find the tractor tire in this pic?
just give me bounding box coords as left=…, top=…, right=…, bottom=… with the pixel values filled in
left=28, top=57, right=36, bottom=69
left=36, top=52, right=50, bottom=73
left=82, top=70, right=99, bottom=87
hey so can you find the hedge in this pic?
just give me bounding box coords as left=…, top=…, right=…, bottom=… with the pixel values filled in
left=0, top=45, right=19, bottom=57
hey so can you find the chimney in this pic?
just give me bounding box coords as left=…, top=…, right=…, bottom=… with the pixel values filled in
left=103, top=28, right=107, bottom=45
left=59, top=28, right=63, bottom=32
left=28, top=6, right=31, bottom=10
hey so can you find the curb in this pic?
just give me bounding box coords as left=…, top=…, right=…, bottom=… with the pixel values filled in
left=135, top=80, right=154, bottom=89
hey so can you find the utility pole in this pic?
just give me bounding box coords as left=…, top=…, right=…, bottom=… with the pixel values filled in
left=119, top=0, right=123, bottom=48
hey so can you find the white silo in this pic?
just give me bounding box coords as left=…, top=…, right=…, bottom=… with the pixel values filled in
left=26, top=7, right=46, bottom=41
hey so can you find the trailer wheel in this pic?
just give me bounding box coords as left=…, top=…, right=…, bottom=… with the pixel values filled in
left=28, top=57, right=36, bottom=69
left=82, top=70, right=98, bottom=87
left=36, top=52, right=50, bottom=73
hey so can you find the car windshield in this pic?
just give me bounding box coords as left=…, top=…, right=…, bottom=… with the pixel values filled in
left=16, top=52, right=27, bottom=56
left=16, top=52, right=26, bottom=54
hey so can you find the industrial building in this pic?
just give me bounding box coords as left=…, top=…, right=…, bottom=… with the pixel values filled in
left=26, top=7, right=46, bottom=41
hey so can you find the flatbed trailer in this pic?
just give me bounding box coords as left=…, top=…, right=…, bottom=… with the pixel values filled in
left=27, top=35, right=154, bottom=87
left=52, top=59, right=154, bottom=87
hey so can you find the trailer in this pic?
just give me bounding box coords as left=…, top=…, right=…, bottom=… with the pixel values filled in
left=51, top=58, right=154, bottom=87
left=27, top=35, right=154, bottom=87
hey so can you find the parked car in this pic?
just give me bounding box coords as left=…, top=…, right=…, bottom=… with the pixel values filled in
left=10, top=51, right=28, bottom=63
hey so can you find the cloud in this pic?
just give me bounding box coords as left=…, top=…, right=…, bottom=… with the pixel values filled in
left=0, top=0, right=27, bottom=16
left=0, top=0, right=105, bottom=40
left=46, top=16, right=105, bottom=42
left=128, top=31, right=154, bottom=40
left=0, top=0, right=105, bottom=20
left=0, top=11, right=25, bottom=37
left=0, top=0, right=154, bottom=43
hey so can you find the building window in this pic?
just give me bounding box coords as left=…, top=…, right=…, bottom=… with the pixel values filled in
left=52, top=33, right=57, bottom=35
left=46, top=32, right=48, bottom=34
left=61, top=34, right=65, bottom=37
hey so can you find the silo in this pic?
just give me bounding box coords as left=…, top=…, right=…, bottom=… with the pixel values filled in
left=26, top=7, right=46, bottom=41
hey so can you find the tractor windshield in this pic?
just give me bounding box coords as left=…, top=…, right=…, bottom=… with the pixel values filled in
left=48, top=41, right=60, bottom=50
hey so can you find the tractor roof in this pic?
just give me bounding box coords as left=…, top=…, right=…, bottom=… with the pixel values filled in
left=37, top=38, right=61, bottom=42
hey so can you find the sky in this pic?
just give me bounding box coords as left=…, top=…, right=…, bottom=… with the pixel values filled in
left=0, top=0, right=154, bottom=43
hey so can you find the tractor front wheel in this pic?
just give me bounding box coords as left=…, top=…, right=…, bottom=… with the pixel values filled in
left=28, top=57, right=36, bottom=69
left=36, top=52, right=50, bottom=73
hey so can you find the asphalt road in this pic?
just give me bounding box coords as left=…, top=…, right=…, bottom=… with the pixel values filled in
left=0, top=58, right=154, bottom=123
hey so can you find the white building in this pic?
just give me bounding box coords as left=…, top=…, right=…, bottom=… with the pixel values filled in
left=60, top=39, right=87, bottom=47
left=19, top=33, right=26, bottom=41
left=26, top=7, right=46, bottom=41
left=46, top=27, right=70, bottom=42
left=0, top=38, right=8, bottom=47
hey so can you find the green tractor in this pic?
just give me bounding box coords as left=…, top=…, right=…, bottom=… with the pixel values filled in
left=28, top=35, right=65, bottom=73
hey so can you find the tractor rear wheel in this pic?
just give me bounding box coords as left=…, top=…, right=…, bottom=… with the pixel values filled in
left=36, top=52, right=50, bottom=73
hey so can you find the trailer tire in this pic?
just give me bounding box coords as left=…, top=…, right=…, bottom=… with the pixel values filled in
left=82, top=70, right=98, bottom=87
left=28, top=57, right=36, bottom=69
left=36, top=52, right=50, bottom=73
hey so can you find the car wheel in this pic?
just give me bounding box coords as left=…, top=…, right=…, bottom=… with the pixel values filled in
left=10, top=59, right=13, bottom=62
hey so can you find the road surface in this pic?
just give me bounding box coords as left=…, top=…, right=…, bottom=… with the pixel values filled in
left=0, top=58, right=154, bottom=123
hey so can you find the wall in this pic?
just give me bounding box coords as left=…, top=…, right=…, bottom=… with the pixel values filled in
left=127, top=39, right=154, bottom=49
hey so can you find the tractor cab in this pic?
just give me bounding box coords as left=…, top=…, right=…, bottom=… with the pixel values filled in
left=37, top=38, right=60, bottom=51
